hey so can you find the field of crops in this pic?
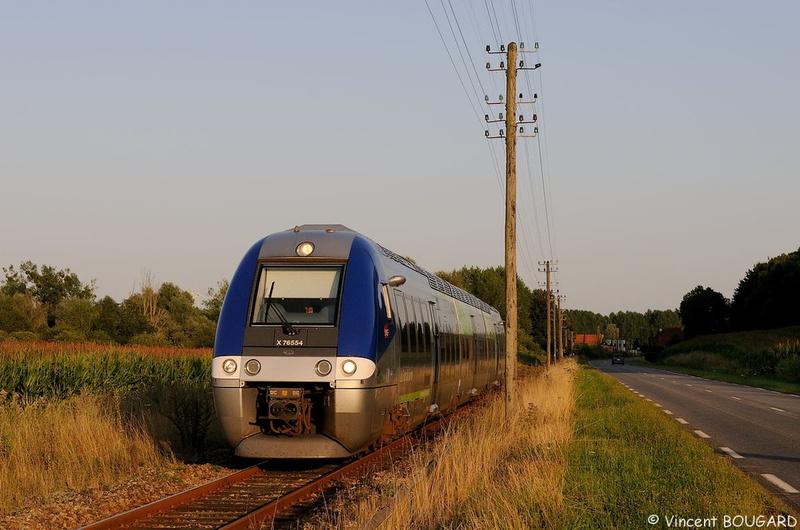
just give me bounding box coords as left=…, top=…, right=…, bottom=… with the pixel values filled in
left=0, top=339, right=219, bottom=515
left=0, top=340, right=211, bottom=400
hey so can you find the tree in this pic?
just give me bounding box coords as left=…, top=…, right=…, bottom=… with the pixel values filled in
left=679, top=286, right=729, bottom=338
left=1, top=262, right=95, bottom=327
left=730, top=248, right=800, bottom=330
left=565, top=310, right=610, bottom=335
left=53, top=298, right=98, bottom=339
left=0, top=292, right=47, bottom=333
left=203, top=279, right=229, bottom=323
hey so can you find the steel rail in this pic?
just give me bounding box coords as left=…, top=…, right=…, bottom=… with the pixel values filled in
left=80, top=397, right=485, bottom=530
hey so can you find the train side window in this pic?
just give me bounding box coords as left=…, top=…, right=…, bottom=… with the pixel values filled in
left=397, top=293, right=410, bottom=354
left=381, top=284, right=393, bottom=320
left=408, top=298, right=419, bottom=354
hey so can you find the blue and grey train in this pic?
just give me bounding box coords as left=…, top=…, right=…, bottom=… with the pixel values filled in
left=212, top=225, right=505, bottom=459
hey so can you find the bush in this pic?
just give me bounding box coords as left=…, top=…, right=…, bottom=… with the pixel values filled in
left=53, top=329, right=87, bottom=342
left=129, top=333, right=170, bottom=347
left=9, top=331, right=37, bottom=342
left=776, top=357, right=800, bottom=383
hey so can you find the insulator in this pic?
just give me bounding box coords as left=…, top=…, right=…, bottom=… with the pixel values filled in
left=520, top=61, right=524, bottom=67
left=519, top=115, right=524, bottom=122
left=520, top=127, right=525, bottom=134
left=499, top=95, right=504, bottom=101
left=499, top=61, right=505, bottom=69
left=484, top=114, right=489, bottom=121
left=499, top=113, right=503, bottom=119
left=484, top=95, right=489, bottom=101
left=485, top=130, right=490, bottom=137
left=499, top=129, right=505, bottom=137
left=519, top=93, right=524, bottom=99
left=500, top=44, right=505, bottom=52
left=486, top=62, right=491, bottom=69
left=535, top=63, right=542, bottom=69
left=486, top=45, right=491, bottom=52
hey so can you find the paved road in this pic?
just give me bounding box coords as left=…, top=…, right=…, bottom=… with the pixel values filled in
left=591, top=359, right=800, bottom=511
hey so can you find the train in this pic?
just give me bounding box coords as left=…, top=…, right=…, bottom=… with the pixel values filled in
left=212, top=225, right=506, bottom=458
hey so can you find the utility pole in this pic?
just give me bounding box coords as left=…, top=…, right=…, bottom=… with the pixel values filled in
left=486, top=42, right=541, bottom=417
left=504, top=41, right=518, bottom=416
left=557, top=294, right=565, bottom=360
left=545, top=261, right=551, bottom=367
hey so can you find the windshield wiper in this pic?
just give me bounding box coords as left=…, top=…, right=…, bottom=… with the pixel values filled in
left=265, top=281, right=299, bottom=336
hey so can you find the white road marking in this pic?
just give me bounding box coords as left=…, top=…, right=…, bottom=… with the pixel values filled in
left=694, top=430, right=711, bottom=438
left=686, top=384, right=693, bottom=387
left=770, top=407, right=786, bottom=413
left=761, top=474, right=800, bottom=494
left=704, top=389, right=713, bottom=393
left=655, top=403, right=663, bottom=408
left=730, top=396, right=742, bottom=401
left=663, top=410, right=673, bottom=415
left=645, top=398, right=653, bottom=402
left=676, top=418, right=689, bottom=424
left=719, top=447, right=744, bottom=459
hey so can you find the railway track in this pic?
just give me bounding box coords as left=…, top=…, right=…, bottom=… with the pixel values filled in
left=81, top=397, right=483, bottom=530
left=80, top=435, right=414, bottom=530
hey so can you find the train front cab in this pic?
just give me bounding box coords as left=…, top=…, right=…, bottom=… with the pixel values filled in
left=212, top=229, right=394, bottom=459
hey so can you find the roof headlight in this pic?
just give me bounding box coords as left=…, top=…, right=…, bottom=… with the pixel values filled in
left=244, top=359, right=261, bottom=376
left=315, top=360, right=332, bottom=377
left=296, top=241, right=315, bottom=257
left=222, top=359, right=238, bottom=374
left=342, top=359, right=358, bottom=375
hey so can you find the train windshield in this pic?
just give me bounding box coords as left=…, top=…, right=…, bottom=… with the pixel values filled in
left=251, top=266, right=342, bottom=326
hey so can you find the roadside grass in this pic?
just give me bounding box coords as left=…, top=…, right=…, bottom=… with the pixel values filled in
left=563, top=366, right=795, bottom=528
left=306, top=359, right=795, bottom=529
left=629, top=357, right=800, bottom=396
left=659, top=326, right=800, bottom=385
left=312, top=360, right=577, bottom=529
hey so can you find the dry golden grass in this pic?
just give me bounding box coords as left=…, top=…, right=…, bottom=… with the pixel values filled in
left=0, top=392, right=169, bottom=515
left=323, top=359, right=577, bottom=529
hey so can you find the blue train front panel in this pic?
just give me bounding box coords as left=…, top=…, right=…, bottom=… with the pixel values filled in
left=212, top=225, right=396, bottom=458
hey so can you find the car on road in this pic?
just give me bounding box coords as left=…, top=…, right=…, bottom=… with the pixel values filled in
left=611, top=353, right=625, bottom=365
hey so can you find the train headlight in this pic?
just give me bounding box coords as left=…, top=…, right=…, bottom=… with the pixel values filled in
left=342, top=359, right=358, bottom=375
left=296, top=241, right=315, bottom=257
left=245, top=359, right=261, bottom=376
left=315, top=360, right=332, bottom=376
left=222, top=359, right=238, bottom=374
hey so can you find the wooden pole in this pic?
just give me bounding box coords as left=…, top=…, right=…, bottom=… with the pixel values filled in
left=505, top=42, right=518, bottom=418
left=545, top=261, right=551, bottom=367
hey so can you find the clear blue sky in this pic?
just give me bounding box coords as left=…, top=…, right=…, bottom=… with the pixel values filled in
left=2, top=2, right=798, bottom=315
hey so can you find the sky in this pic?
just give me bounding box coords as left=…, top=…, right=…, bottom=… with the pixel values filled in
left=2, top=1, right=798, bottom=315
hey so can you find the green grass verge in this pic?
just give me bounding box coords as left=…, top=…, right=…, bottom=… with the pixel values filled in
left=562, top=365, right=795, bottom=529
left=628, top=358, right=800, bottom=396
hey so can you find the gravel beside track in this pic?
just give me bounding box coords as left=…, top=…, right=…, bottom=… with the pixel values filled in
left=0, top=464, right=234, bottom=530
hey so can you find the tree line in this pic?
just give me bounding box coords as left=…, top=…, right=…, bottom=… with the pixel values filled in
left=0, top=262, right=227, bottom=348
left=2, top=260, right=689, bottom=356
left=679, top=247, right=800, bottom=338
left=565, top=308, right=681, bottom=349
